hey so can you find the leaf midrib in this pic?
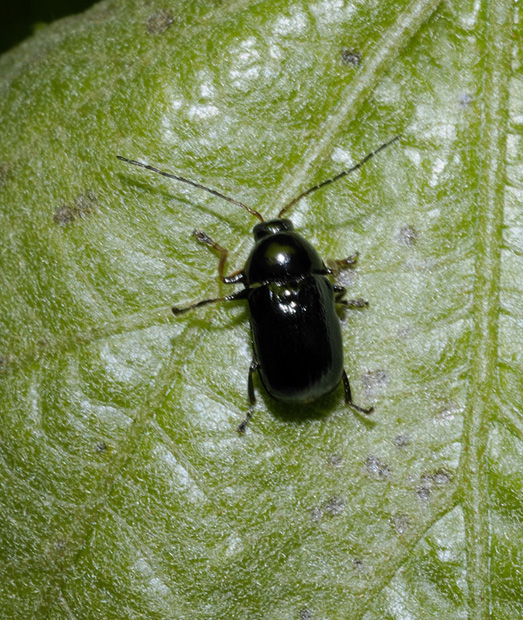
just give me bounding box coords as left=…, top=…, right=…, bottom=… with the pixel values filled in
left=458, top=1, right=513, bottom=618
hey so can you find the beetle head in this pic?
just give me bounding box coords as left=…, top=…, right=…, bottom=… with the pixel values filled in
left=253, top=219, right=294, bottom=241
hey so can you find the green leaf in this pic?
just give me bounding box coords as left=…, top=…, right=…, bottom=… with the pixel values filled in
left=0, top=0, right=521, bottom=618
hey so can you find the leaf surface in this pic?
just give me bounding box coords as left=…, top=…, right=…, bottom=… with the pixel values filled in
left=0, top=0, right=521, bottom=618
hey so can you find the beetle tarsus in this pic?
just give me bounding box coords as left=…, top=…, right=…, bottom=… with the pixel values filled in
left=327, top=252, right=359, bottom=275
left=238, top=358, right=259, bottom=434
left=349, top=402, right=374, bottom=415
left=339, top=298, right=368, bottom=308
left=194, top=230, right=231, bottom=282
left=342, top=369, right=373, bottom=415
left=333, top=286, right=368, bottom=308
left=237, top=407, right=254, bottom=434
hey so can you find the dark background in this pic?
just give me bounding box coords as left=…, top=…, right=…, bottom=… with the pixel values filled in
left=0, top=0, right=97, bottom=55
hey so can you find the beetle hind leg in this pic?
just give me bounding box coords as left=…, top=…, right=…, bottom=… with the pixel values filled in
left=237, top=358, right=259, bottom=434
left=342, top=370, right=373, bottom=415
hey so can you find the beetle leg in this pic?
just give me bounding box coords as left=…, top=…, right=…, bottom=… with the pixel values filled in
left=172, top=288, right=248, bottom=315
left=193, top=230, right=245, bottom=284
left=237, top=358, right=259, bottom=434
left=334, top=286, right=368, bottom=308
left=223, top=269, right=245, bottom=285
left=337, top=297, right=368, bottom=308
left=327, top=252, right=359, bottom=276
left=342, top=370, right=374, bottom=415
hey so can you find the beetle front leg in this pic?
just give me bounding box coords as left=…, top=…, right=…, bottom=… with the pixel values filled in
left=237, top=358, right=259, bottom=434
left=193, top=230, right=245, bottom=284
left=334, top=285, right=368, bottom=308
left=326, top=252, right=359, bottom=276
left=342, top=370, right=374, bottom=415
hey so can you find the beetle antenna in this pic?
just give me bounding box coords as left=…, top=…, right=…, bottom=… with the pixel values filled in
left=278, top=134, right=401, bottom=218
left=117, top=156, right=264, bottom=222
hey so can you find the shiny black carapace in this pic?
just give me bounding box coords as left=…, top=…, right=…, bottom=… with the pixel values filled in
left=117, top=135, right=400, bottom=432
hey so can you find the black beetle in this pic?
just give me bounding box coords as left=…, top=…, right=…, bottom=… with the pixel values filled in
left=117, top=135, right=400, bottom=432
